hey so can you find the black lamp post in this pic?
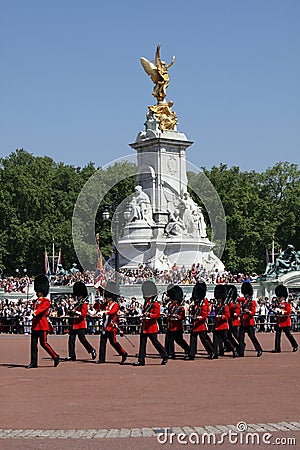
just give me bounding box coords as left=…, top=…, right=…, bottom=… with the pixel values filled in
left=15, top=267, right=27, bottom=277
left=102, top=204, right=120, bottom=289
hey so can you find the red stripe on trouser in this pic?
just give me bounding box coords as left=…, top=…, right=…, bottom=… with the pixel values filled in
left=111, top=332, right=126, bottom=355
left=41, top=331, right=57, bottom=359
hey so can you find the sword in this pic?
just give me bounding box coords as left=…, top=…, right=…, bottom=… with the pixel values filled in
left=110, top=320, right=135, bottom=348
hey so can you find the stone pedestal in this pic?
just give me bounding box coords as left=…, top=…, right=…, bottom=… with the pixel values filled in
left=116, top=111, right=224, bottom=272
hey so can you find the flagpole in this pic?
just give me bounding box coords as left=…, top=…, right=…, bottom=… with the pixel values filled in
left=52, top=238, right=55, bottom=274
left=271, top=235, right=275, bottom=264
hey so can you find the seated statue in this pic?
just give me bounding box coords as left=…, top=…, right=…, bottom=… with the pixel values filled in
left=127, top=185, right=154, bottom=226
left=165, top=209, right=186, bottom=237
left=275, top=244, right=296, bottom=274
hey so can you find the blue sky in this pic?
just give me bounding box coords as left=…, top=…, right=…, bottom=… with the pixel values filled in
left=1, top=0, right=299, bottom=172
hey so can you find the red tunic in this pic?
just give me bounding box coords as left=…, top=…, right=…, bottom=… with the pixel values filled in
left=214, top=304, right=230, bottom=330
left=240, top=298, right=256, bottom=327
left=229, top=301, right=241, bottom=327
left=142, top=300, right=160, bottom=334
left=167, top=301, right=185, bottom=332
left=192, top=299, right=210, bottom=332
left=32, top=297, right=51, bottom=331
left=73, top=302, right=88, bottom=330
left=276, top=301, right=292, bottom=328
left=103, top=300, right=119, bottom=332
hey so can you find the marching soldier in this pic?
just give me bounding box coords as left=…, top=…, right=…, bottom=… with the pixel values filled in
left=213, top=285, right=239, bottom=359
left=238, top=282, right=263, bottom=357
left=164, top=285, right=190, bottom=359
left=271, top=284, right=298, bottom=353
left=227, top=284, right=240, bottom=350
left=133, top=280, right=168, bottom=366
left=25, top=274, right=60, bottom=368
left=96, top=281, right=128, bottom=364
left=187, top=281, right=215, bottom=360
left=65, top=281, right=96, bottom=361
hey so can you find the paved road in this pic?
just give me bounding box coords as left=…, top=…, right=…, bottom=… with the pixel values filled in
left=0, top=332, right=299, bottom=449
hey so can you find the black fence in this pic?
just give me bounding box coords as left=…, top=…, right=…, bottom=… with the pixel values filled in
left=1, top=314, right=300, bottom=335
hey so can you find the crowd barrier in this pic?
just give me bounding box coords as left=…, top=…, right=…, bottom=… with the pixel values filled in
left=0, top=314, right=300, bottom=335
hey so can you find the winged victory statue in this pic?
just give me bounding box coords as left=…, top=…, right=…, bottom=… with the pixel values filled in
left=140, top=44, right=177, bottom=130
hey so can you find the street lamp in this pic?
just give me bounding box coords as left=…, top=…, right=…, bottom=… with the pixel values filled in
left=15, top=267, right=27, bottom=277
left=102, top=203, right=120, bottom=289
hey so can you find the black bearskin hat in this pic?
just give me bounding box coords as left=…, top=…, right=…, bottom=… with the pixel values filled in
left=214, top=284, right=227, bottom=300
left=142, top=280, right=158, bottom=297
left=104, top=281, right=120, bottom=300
left=192, top=281, right=207, bottom=301
left=34, top=274, right=49, bottom=296
left=275, top=284, right=288, bottom=299
left=241, top=282, right=253, bottom=296
left=167, top=285, right=183, bottom=302
left=73, top=281, right=88, bottom=298
left=225, top=284, right=238, bottom=301
left=166, top=283, right=175, bottom=295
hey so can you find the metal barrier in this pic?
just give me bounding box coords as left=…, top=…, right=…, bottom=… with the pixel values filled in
left=0, top=314, right=300, bottom=335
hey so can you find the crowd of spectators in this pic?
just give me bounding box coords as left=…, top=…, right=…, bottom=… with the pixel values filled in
left=1, top=262, right=299, bottom=335
left=1, top=290, right=299, bottom=335
left=48, top=263, right=258, bottom=287
left=0, top=275, right=32, bottom=294
left=0, top=263, right=258, bottom=294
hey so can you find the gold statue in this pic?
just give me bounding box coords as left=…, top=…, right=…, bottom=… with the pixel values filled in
left=140, top=44, right=177, bottom=131
left=140, top=44, right=175, bottom=104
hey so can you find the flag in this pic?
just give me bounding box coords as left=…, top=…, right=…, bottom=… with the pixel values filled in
left=56, top=248, right=62, bottom=274
left=265, top=247, right=269, bottom=264
left=44, top=249, right=51, bottom=277
left=94, top=241, right=104, bottom=287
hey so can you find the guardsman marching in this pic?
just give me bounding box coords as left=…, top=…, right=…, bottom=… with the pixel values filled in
left=133, top=280, right=168, bottom=366
left=25, top=274, right=60, bottom=368
left=271, top=284, right=298, bottom=353
left=65, top=281, right=96, bottom=362
left=96, top=281, right=128, bottom=364
left=227, top=284, right=240, bottom=350
left=165, top=285, right=190, bottom=359
left=213, top=285, right=239, bottom=359
left=187, top=281, right=215, bottom=360
left=238, top=282, right=263, bottom=357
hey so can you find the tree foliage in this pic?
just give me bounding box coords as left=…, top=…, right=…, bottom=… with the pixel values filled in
left=188, top=162, right=300, bottom=274
left=0, top=149, right=298, bottom=276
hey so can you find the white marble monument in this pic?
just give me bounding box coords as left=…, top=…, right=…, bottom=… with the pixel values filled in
left=116, top=45, right=224, bottom=272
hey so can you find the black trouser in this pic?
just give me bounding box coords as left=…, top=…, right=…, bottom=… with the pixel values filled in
left=137, top=333, right=168, bottom=364
left=213, top=330, right=235, bottom=355
left=68, top=328, right=95, bottom=359
left=30, top=330, right=58, bottom=366
left=190, top=330, right=214, bottom=357
left=228, top=326, right=239, bottom=349
left=165, top=330, right=190, bottom=357
left=99, top=331, right=126, bottom=362
left=274, top=326, right=298, bottom=351
left=239, top=326, right=262, bottom=355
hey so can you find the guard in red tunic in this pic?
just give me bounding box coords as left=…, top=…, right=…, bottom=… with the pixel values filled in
left=96, top=281, right=127, bottom=364
left=238, top=282, right=263, bottom=357
left=164, top=285, right=190, bottom=359
left=65, top=281, right=96, bottom=362
left=213, top=285, right=239, bottom=358
left=25, top=274, right=60, bottom=368
left=271, top=284, right=298, bottom=353
left=187, top=281, right=215, bottom=360
left=227, top=284, right=240, bottom=350
left=133, top=280, right=168, bottom=366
